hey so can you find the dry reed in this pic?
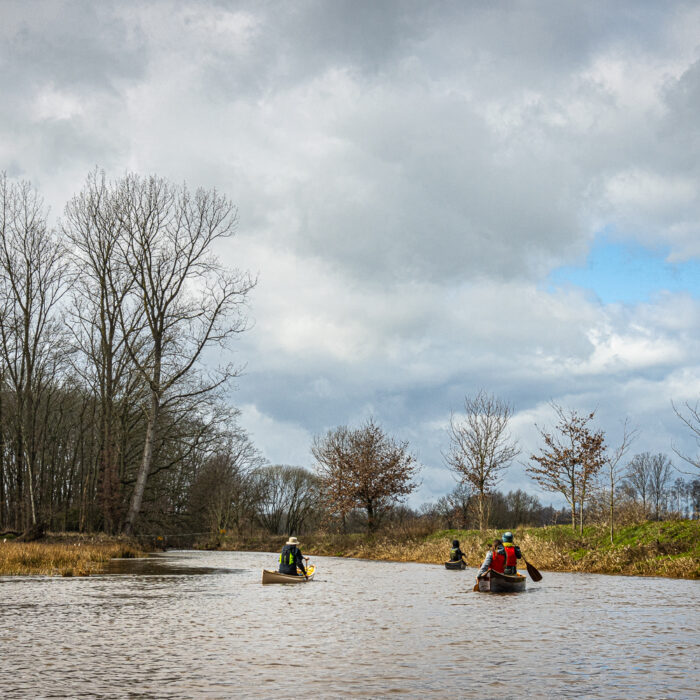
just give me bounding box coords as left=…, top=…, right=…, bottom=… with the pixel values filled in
left=233, top=522, right=700, bottom=580
left=0, top=540, right=144, bottom=576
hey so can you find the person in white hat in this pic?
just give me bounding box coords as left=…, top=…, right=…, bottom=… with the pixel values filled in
left=278, top=536, right=308, bottom=577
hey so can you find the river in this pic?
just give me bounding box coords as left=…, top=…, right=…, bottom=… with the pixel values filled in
left=1, top=550, right=698, bottom=698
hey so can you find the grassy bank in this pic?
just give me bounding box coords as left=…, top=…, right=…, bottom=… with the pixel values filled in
left=0, top=533, right=146, bottom=576
left=225, top=520, right=700, bottom=580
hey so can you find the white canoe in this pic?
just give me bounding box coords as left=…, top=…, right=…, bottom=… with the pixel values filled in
left=261, top=565, right=316, bottom=584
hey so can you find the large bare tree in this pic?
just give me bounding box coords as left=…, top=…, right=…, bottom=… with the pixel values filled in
left=443, top=390, right=519, bottom=530
left=113, top=174, right=255, bottom=535
left=527, top=404, right=606, bottom=533
left=63, top=169, right=138, bottom=531
left=0, top=174, right=71, bottom=532
left=312, top=418, right=419, bottom=533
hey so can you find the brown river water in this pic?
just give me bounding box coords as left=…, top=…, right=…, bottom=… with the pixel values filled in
left=1, top=550, right=698, bottom=699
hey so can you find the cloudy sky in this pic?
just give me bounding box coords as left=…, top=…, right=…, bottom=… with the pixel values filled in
left=2, top=0, right=699, bottom=505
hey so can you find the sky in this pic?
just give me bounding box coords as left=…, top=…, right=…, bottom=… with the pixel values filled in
left=1, top=0, right=699, bottom=506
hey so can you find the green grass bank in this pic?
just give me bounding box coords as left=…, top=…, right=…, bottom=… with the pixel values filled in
left=225, top=520, right=700, bottom=580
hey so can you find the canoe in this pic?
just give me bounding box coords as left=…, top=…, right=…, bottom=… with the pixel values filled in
left=444, top=560, right=466, bottom=570
left=477, top=568, right=526, bottom=593
left=261, top=565, right=315, bottom=584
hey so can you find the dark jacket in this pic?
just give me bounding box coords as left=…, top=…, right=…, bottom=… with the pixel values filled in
left=449, top=547, right=465, bottom=562
left=279, top=544, right=306, bottom=576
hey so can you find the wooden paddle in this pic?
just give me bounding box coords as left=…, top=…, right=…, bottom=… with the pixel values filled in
left=523, top=558, right=542, bottom=582
left=473, top=581, right=480, bottom=592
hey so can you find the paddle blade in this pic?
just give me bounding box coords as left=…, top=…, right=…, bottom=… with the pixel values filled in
left=473, top=581, right=480, bottom=592
left=525, top=560, right=542, bottom=582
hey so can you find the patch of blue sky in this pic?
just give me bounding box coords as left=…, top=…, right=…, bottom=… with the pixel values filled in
left=546, top=233, right=700, bottom=304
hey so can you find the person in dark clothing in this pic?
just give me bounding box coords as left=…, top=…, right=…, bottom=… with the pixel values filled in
left=278, top=536, right=308, bottom=577
left=449, top=539, right=467, bottom=564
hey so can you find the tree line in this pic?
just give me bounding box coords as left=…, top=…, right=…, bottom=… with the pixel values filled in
left=0, top=170, right=255, bottom=536
left=307, top=391, right=699, bottom=537
left=1, top=169, right=698, bottom=540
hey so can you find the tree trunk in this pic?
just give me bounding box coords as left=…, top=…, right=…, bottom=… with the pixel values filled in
left=366, top=499, right=375, bottom=533
left=123, top=391, right=159, bottom=535
left=579, top=497, right=584, bottom=535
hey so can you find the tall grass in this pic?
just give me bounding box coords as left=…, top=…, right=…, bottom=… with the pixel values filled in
left=0, top=541, right=143, bottom=576
left=231, top=520, right=700, bottom=579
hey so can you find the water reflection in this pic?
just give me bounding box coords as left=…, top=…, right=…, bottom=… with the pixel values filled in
left=1, top=550, right=698, bottom=698
left=103, top=552, right=244, bottom=577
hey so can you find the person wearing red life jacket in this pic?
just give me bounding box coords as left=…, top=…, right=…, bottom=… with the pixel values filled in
left=500, top=531, right=522, bottom=575
left=475, top=539, right=505, bottom=582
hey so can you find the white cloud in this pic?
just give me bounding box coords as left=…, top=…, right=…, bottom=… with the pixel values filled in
left=2, top=0, right=699, bottom=502
left=237, top=403, right=313, bottom=467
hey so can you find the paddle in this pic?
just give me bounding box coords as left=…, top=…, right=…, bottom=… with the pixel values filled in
left=473, top=581, right=480, bottom=592
left=523, top=558, right=542, bottom=582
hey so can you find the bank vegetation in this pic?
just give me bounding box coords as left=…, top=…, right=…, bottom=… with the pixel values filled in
left=0, top=533, right=144, bottom=576
left=226, top=520, right=700, bottom=580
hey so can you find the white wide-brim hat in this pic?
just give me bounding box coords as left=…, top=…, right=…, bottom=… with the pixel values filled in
left=286, top=536, right=299, bottom=546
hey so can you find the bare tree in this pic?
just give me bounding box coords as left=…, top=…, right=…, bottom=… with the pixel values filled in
left=312, top=418, right=419, bottom=533
left=602, top=419, right=637, bottom=544
left=63, top=169, right=138, bottom=532
left=113, top=174, right=255, bottom=535
left=671, top=477, right=687, bottom=516
left=648, top=453, right=673, bottom=521
left=254, top=465, right=321, bottom=535
left=690, top=479, right=700, bottom=519
left=625, top=452, right=652, bottom=514
left=671, top=400, right=700, bottom=474
left=446, top=482, right=473, bottom=529
left=0, top=174, right=71, bottom=532
left=527, top=404, right=606, bottom=533
left=188, top=430, right=263, bottom=538
left=504, top=489, right=543, bottom=527
left=443, top=390, right=519, bottom=530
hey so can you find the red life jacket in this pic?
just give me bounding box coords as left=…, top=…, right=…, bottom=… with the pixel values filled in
left=491, top=548, right=506, bottom=573
left=502, top=542, right=517, bottom=568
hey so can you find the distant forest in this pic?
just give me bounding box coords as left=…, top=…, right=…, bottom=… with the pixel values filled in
left=0, top=170, right=698, bottom=540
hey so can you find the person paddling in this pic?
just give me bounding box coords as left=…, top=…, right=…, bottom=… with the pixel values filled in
left=476, top=538, right=504, bottom=584
left=449, top=539, right=467, bottom=566
left=500, top=531, right=522, bottom=575
left=279, top=536, right=308, bottom=578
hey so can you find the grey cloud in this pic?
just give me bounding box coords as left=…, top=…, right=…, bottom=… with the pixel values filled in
left=1, top=2, right=146, bottom=90
left=2, top=0, right=699, bottom=503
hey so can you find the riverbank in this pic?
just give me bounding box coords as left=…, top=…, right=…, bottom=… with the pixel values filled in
left=0, top=533, right=146, bottom=576
left=225, top=520, right=700, bottom=580
left=3, top=520, right=697, bottom=578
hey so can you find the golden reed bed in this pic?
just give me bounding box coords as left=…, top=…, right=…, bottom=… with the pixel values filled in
left=0, top=540, right=143, bottom=577
left=324, top=532, right=699, bottom=579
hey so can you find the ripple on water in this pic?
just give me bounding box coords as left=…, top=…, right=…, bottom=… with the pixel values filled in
left=0, top=551, right=698, bottom=698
